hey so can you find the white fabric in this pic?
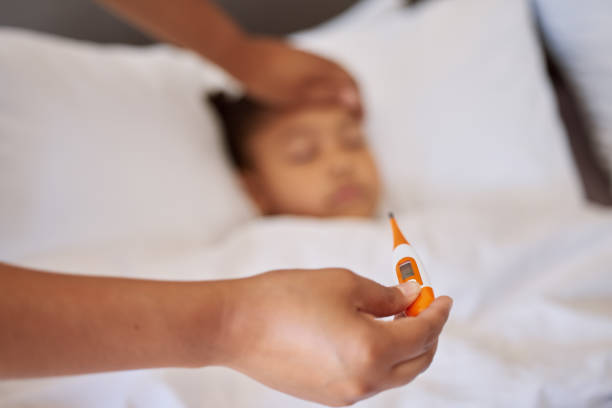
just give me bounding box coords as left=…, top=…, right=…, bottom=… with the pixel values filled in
left=1, top=0, right=610, bottom=406
left=0, top=28, right=255, bottom=260
left=534, top=0, right=612, bottom=193
left=0, top=0, right=582, bottom=261
left=2, top=205, right=612, bottom=407
left=293, top=0, right=581, bottom=211
left=0, top=371, right=184, bottom=408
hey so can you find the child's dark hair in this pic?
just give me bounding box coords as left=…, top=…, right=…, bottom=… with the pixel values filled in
left=207, top=92, right=267, bottom=169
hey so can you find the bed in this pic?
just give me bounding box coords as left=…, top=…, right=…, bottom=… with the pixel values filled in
left=0, top=0, right=611, bottom=407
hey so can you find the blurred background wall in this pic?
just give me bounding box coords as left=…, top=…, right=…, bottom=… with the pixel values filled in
left=0, top=0, right=359, bottom=43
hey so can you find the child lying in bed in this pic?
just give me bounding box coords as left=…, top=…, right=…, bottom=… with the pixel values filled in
left=209, top=93, right=381, bottom=218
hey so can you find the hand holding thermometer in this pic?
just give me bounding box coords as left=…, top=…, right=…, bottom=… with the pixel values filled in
left=389, top=212, right=435, bottom=316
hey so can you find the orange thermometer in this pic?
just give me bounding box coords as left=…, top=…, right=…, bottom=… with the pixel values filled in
left=389, top=212, right=434, bottom=316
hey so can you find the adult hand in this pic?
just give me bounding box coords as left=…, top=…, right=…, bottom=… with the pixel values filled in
left=0, top=263, right=451, bottom=405
left=96, top=0, right=362, bottom=115
left=223, top=36, right=363, bottom=117
left=215, top=268, right=452, bottom=406
left=1, top=263, right=450, bottom=406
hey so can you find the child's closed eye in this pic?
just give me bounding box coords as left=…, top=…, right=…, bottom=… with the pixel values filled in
left=285, top=134, right=319, bottom=164
left=339, top=129, right=366, bottom=150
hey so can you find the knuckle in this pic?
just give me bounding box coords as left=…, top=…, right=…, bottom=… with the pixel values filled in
left=426, top=349, right=436, bottom=366
left=422, top=326, right=438, bottom=348
left=335, top=267, right=356, bottom=280
left=357, top=343, right=379, bottom=369
left=327, top=398, right=351, bottom=407
left=336, top=397, right=357, bottom=407
left=340, top=378, right=375, bottom=405
left=334, top=268, right=361, bottom=291
left=419, top=319, right=438, bottom=346
left=344, top=336, right=383, bottom=371
left=419, top=349, right=436, bottom=373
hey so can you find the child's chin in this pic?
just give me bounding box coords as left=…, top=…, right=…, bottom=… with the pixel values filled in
left=328, top=203, right=376, bottom=218
left=268, top=201, right=376, bottom=218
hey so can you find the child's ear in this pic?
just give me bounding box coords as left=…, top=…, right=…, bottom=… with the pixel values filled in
left=240, top=170, right=272, bottom=215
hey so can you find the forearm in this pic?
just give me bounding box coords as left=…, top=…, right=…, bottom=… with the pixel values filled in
left=95, top=0, right=246, bottom=69
left=0, top=262, right=230, bottom=379
left=95, top=0, right=362, bottom=114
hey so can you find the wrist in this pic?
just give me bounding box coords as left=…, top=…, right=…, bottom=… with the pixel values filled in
left=209, top=29, right=251, bottom=77
left=169, top=279, right=239, bottom=368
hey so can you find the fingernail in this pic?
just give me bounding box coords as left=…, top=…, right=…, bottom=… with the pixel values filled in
left=398, top=280, right=421, bottom=297
left=340, top=88, right=358, bottom=106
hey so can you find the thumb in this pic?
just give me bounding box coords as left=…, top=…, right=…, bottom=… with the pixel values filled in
left=356, top=280, right=421, bottom=318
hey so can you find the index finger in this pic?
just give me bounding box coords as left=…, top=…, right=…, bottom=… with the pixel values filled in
left=380, top=296, right=453, bottom=363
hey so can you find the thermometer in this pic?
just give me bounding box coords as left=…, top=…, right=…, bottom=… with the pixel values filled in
left=388, top=212, right=434, bottom=316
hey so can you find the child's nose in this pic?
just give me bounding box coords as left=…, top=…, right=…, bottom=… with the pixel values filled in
left=327, top=150, right=355, bottom=177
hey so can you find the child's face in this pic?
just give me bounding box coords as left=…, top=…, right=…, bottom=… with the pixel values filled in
left=242, top=106, right=380, bottom=217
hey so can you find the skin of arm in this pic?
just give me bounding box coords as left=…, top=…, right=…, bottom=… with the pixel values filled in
left=95, top=0, right=362, bottom=115
left=0, top=262, right=230, bottom=376
left=96, top=0, right=246, bottom=70
left=0, top=262, right=452, bottom=406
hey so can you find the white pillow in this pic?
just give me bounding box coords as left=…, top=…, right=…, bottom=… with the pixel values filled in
left=293, top=0, right=581, bottom=211
left=0, top=28, right=254, bottom=261
left=534, top=0, right=612, bottom=193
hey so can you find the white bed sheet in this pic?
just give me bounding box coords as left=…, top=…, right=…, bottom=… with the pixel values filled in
left=2, top=203, right=611, bottom=408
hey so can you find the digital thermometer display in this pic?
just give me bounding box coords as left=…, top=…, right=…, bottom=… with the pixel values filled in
left=398, top=260, right=415, bottom=281
left=389, top=213, right=435, bottom=316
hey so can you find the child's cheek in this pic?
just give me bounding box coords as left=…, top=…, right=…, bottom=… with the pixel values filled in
left=284, top=166, right=328, bottom=215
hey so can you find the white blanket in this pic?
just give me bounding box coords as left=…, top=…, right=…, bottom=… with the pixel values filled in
left=2, top=0, right=610, bottom=405
left=2, top=203, right=611, bottom=407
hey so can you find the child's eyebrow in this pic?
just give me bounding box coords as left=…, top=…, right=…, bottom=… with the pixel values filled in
left=277, top=124, right=320, bottom=141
